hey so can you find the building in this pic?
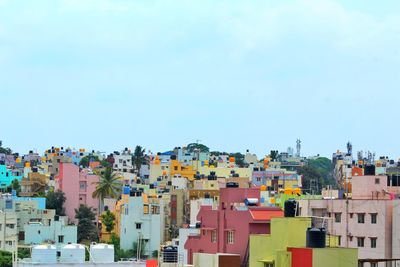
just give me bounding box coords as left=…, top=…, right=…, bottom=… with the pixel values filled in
left=119, top=189, right=163, bottom=257
left=298, top=175, right=400, bottom=267
left=252, top=167, right=301, bottom=190
left=24, top=216, right=77, bottom=247
left=112, top=149, right=134, bottom=173
left=55, top=163, right=100, bottom=222
left=185, top=186, right=284, bottom=266
left=0, top=209, right=17, bottom=253
left=0, top=164, right=22, bottom=188
left=249, top=216, right=357, bottom=267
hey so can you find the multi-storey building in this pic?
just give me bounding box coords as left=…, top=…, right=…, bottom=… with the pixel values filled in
left=55, top=163, right=99, bottom=222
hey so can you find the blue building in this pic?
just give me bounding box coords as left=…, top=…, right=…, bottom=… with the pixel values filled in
left=0, top=164, right=22, bottom=188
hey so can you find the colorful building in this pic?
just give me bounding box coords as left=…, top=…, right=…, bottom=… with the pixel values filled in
left=185, top=187, right=284, bottom=266
left=119, top=189, right=164, bottom=257
left=55, top=163, right=100, bottom=222
left=249, top=216, right=358, bottom=267
left=0, top=164, right=22, bottom=188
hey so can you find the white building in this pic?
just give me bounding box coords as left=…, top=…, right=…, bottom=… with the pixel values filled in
left=113, top=149, right=133, bottom=173
left=24, top=216, right=77, bottom=247
left=0, top=210, right=17, bottom=253
left=120, top=191, right=163, bottom=257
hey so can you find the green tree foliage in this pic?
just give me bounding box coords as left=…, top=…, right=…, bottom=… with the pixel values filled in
left=79, top=155, right=99, bottom=168
left=18, top=248, right=31, bottom=259
left=298, top=157, right=336, bottom=194
left=0, top=141, right=12, bottom=155
left=75, top=204, right=99, bottom=242
left=187, top=143, right=210, bottom=153
left=270, top=150, right=279, bottom=161
left=0, top=250, right=12, bottom=267
left=7, top=179, right=21, bottom=194
left=92, top=167, right=121, bottom=200
left=132, top=146, right=146, bottom=174
left=101, top=210, right=116, bottom=233
left=46, top=190, right=66, bottom=216
left=230, top=152, right=246, bottom=167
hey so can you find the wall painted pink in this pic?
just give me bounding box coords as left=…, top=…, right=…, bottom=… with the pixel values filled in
left=185, top=187, right=283, bottom=265
left=56, top=163, right=100, bottom=223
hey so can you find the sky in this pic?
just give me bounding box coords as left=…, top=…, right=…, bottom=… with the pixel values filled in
left=1, top=0, right=400, bottom=159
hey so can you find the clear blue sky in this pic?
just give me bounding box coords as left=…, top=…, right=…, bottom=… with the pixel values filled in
left=1, top=0, right=399, bottom=159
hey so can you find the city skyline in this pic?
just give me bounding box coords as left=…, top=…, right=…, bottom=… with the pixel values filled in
left=1, top=0, right=399, bottom=158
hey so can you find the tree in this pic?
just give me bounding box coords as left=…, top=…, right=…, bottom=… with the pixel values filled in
left=79, top=155, right=100, bottom=168
left=0, top=141, right=12, bottom=155
left=0, top=250, right=12, bottom=267
left=230, top=152, right=246, bottom=167
left=298, top=157, right=336, bottom=194
left=75, top=204, right=98, bottom=242
left=46, top=190, right=66, bottom=216
left=132, top=146, right=146, bottom=174
left=270, top=150, right=279, bottom=161
left=101, top=210, right=116, bottom=234
left=92, top=167, right=121, bottom=212
left=7, top=179, right=21, bottom=194
left=187, top=143, right=210, bottom=153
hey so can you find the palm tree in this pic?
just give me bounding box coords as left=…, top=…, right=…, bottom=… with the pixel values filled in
left=92, top=167, right=121, bottom=212
left=132, top=145, right=146, bottom=175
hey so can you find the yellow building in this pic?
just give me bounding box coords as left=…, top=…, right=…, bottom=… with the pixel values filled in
left=249, top=217, right=357, bottom=267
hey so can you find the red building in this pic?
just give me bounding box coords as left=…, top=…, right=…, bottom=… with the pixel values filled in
left=185, top=186, right=283, bottom=266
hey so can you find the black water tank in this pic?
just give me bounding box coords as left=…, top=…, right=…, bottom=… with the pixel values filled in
left=210, top=171, right=216, bottom=176
left=170, top=155, right=177, bottom=160
left=149, top=184, right=154, bottom=189
left=226, top=182, right=239, bottom=188
left=163, top=246, right=178, bottom=263
left=284, top=199, right=299, bottom=217
left=364, top=165, right=376, bottom=175
left=306, top=227, right=326, bottom=248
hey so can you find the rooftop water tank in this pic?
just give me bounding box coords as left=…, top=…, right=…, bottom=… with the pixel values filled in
left=284, top=199, right=299, bottom=217
left=60, top=244, right=85, bottom=263
left=306, top=227, right=326, bottom=248
left=31, top=244, right=57, bottom=263
left=90, top=243, right=114, bottom=263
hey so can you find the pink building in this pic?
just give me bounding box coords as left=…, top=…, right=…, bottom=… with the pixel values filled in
left=299, top=175, right=400, bottom=267
left=185, top=187, right=283, bottom=266
left=55, top=163, right=100, bottom=223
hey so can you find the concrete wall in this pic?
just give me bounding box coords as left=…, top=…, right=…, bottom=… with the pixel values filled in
left=298, top=199, right=392, bottom=267
left=393, top=200, right=400, bottom=267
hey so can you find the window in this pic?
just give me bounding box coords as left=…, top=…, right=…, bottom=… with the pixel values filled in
left=136, top=223, right=142, bottom=229
left=338, top=236, right=341, bottom=246
left=79, top=182, right=86, bottom=190
left=6, top=224, right=14, bottom=229
left=370, top=238, right=377, bottom=248
left=6, top=241, right=12, bottom=246
left=358, top=213, right=365, bottom=224
left=375, top=178, right=380, bottom=184
left=264, top=264, right=274, bottom=267
left=58, top=235, right=64, bottom=243
left=371, top=213, right=377, bottom=224
left=174, top=166, right=178, bottom=171
left=202, top=230, right=206, bottom=236
left=227, top=231, right=235, bottom=244
left=211, top=230, right=217, bottom=243
left=335, top=213, right=341, bottom=223
left=0, top=224, right=2, bottom=231
left=371, top=263, right=378, bottom=267
left=357, top=237, right=365, bottom=247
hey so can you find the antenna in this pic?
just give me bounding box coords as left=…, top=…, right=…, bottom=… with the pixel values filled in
left=296, top=139, right=301, bottom=157
left=347, top=141, right=352, bottom=156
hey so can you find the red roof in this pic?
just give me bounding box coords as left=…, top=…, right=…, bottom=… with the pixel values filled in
left=249, top=210, right=284, bottom=221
